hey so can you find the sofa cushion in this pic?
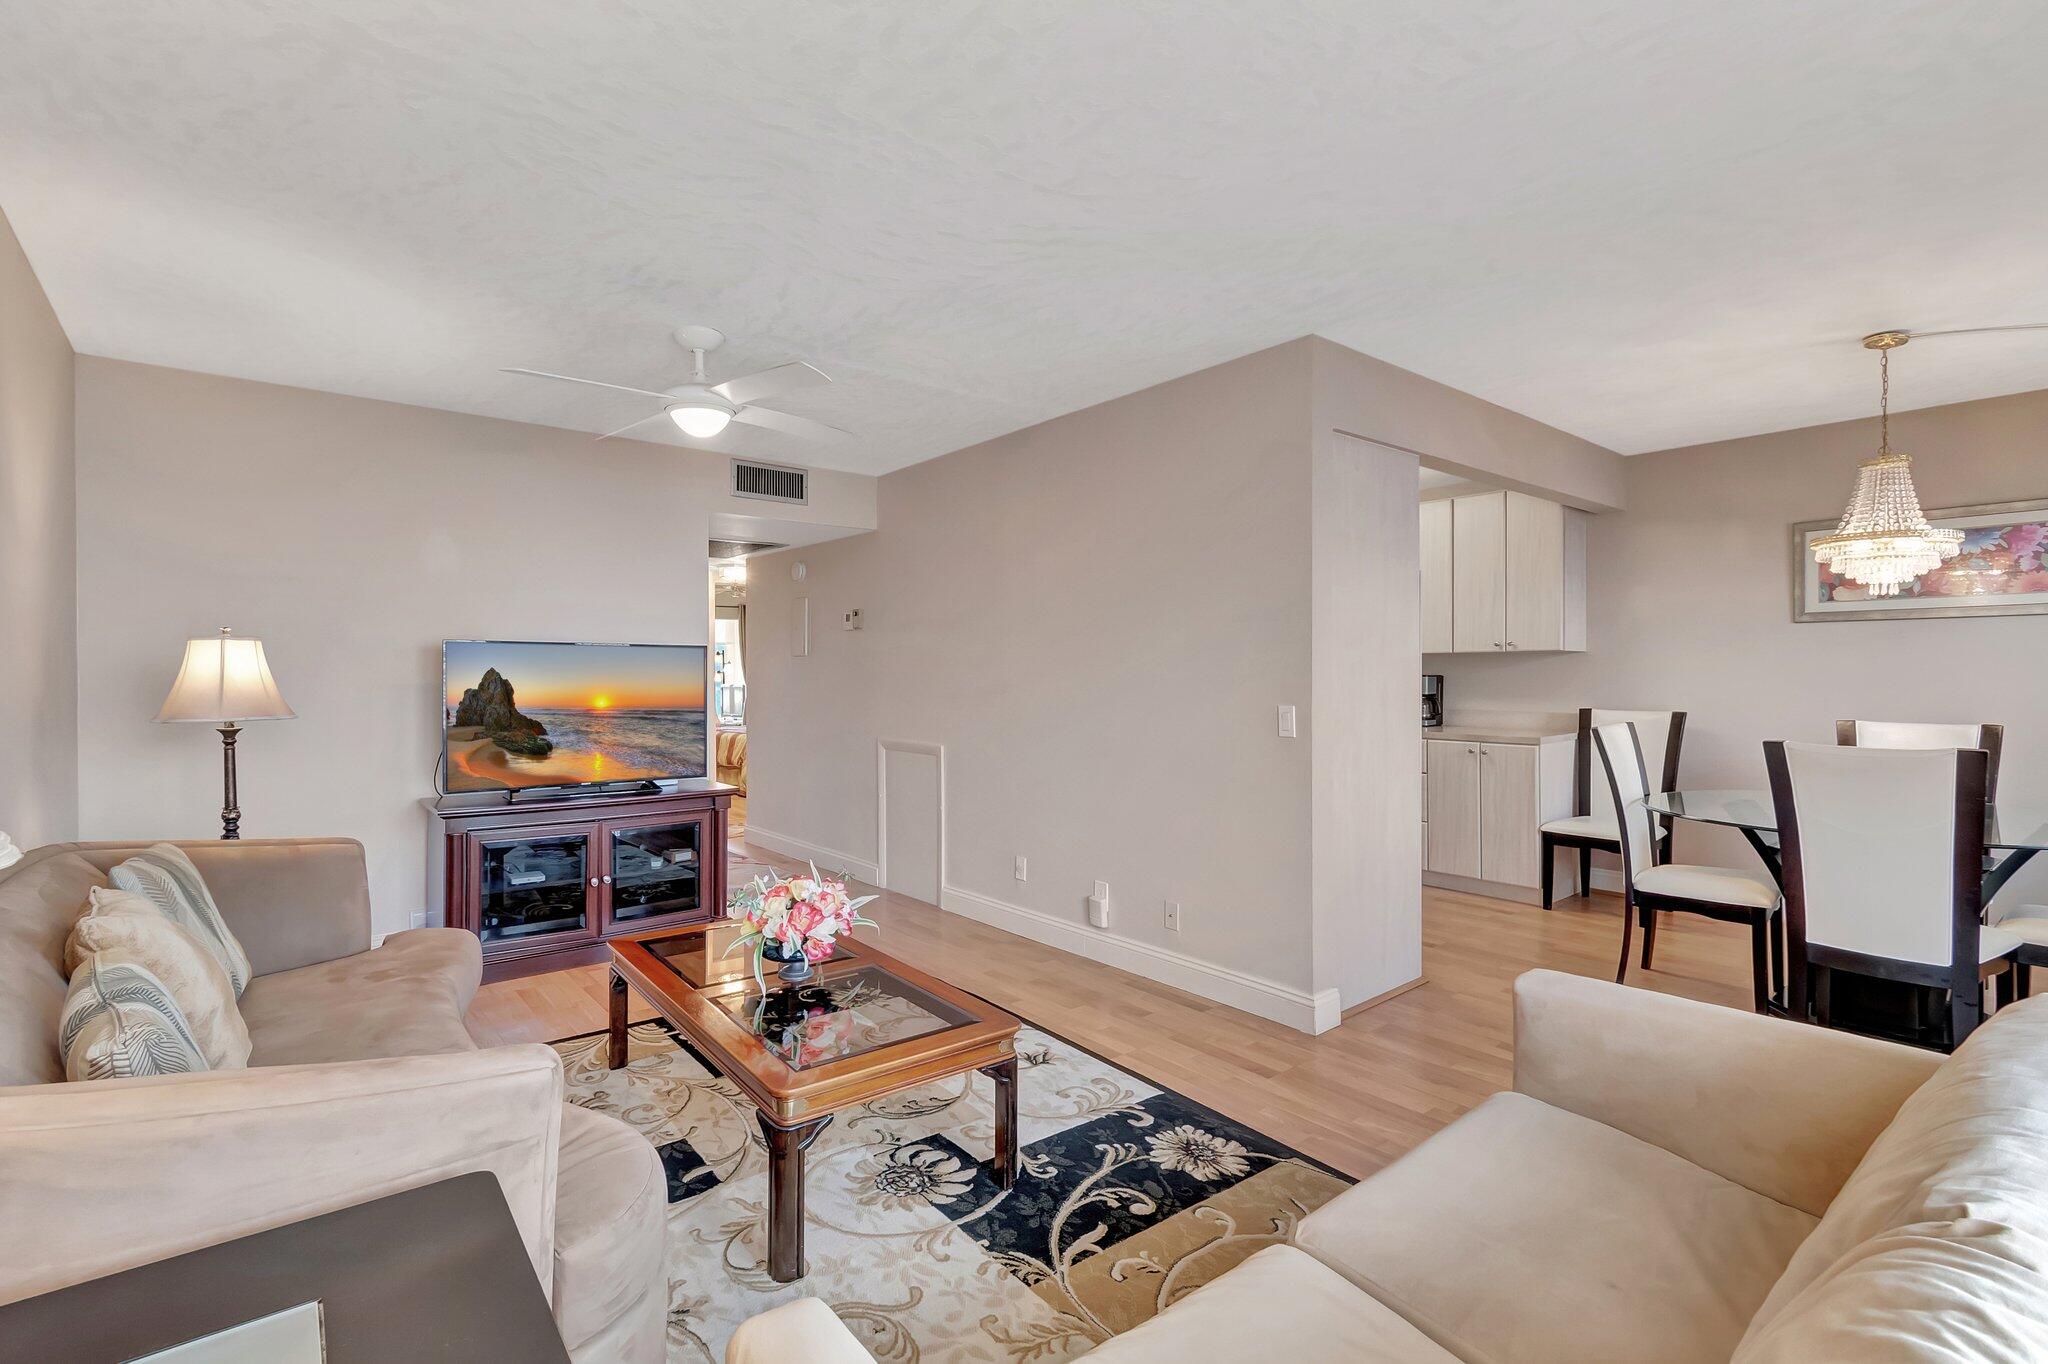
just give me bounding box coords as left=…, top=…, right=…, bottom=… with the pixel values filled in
left=238, top=927, right=481, bottom=1066
left=108, top=843, right=253, bottom=995
left=68, top=887, right=251, bottom=1069
left=58, top=953, right=213, bottom=1080
left=1084, top=1244, right=1455, bottom=1362
left=1295, top=1091, right=1816, bottom=1364
left=553, top=1102, right=667, bottom=1361
left=1735, top=994, right=2048, bottom=1361
left=0, top=850, right=107, bottom=1085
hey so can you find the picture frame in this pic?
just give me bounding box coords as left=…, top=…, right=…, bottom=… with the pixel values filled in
left=1792, top=497, right=2048, bottom=622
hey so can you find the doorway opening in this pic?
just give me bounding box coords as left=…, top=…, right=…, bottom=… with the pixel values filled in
left=711, top=551, right=750, bottom=834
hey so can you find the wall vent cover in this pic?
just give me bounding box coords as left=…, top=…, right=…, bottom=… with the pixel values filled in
left=731, top=459, right=809, bottom=505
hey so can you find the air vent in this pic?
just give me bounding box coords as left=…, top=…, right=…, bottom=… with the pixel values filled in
left=709, top=538, right=787, bottom=559
left=731, top=459, right=809, bottom=505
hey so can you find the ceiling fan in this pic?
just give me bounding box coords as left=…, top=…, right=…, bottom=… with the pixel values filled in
left=503, top=325, right=849, bottom=445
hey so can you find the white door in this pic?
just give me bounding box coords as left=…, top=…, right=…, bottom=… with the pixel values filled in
left=881, top=747, right=941, bottom=905
left=1504, top=492, right=1564, bottom=652
left=1478, top=743, right=1541, bottom=886
left=1451, top=491, right=1506, bottom=653
left=1425, top=740, right=1482, bottom=878
left=1420, top=499, right=1454, bottom=654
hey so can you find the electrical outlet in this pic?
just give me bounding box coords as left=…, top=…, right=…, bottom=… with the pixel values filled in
left=1164, top=900, right=1182, bottom=932
left=409, top=910, right=427, bottom=930
left=1087, top=881, right=1110, bottom=929
left=1014, top=855, right=1028, bottom=882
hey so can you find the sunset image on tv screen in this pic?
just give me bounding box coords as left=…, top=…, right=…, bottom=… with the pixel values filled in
left=442, top=640, right=707, bottom=792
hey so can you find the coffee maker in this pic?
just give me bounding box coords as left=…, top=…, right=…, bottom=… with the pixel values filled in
left=1421, top=674, right=1444, bottom=728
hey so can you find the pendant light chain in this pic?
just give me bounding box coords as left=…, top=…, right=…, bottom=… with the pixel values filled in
left=1877, top=346, right=1890, bottom=457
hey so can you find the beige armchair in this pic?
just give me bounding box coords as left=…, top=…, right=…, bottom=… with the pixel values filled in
left=0, top=839, right=667, bottom=1364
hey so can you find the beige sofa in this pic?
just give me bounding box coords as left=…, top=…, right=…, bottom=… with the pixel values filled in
left=731, top=969, right=2048, bottom=1362
left=0, top=838, right=668, bottom=1364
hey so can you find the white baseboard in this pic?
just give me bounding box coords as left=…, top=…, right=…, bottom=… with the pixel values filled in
left=937, top=882, right=1342, bottom=1035
left=740, top=825, right=881, bottom=885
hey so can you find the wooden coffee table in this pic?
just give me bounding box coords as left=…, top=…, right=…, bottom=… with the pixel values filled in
left=608, top=924, right=1021, bottom=1282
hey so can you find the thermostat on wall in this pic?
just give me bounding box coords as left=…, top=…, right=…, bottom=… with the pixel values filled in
left=791, top=561, right=808, bottom=581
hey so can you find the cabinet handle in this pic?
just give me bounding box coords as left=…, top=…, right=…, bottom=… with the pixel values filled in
left=588, top=877, right=598, bottom=887
left=1493, top=641, right=1503, bottom=649
left=602, top=874, right=613, bottom=885
left=1468, top=747, right=1478, bottom=754
left=1506, top=641, right=1518, bottom=649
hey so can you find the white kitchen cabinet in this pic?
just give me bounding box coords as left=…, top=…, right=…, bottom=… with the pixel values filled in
left=1449, top=492, right=1506, bottom=653
left=1424, top=740, right=1482, bottom=879
left=1477, top=743, right=1540, bottom=886
left=1420, top=498, right=1455, bottom=654
left=1424, top=490, right=1587, bottom=654
left=1424, top=736, right=1572, bottom=894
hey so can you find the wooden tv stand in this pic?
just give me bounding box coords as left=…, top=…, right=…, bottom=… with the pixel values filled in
left=423, top=781, right=735, bottom=981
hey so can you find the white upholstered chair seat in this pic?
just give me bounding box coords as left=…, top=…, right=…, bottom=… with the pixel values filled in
left=1634, top=864, right=1780, bottom=910
left=1987, top=910, right=2048, bottom=947
left=1970, top=923, right=2026, bottom=961
left=1540, top=813, right=1620, bottom=840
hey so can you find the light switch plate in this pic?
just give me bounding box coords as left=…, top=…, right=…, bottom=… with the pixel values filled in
left=1277, top=704, right=1297, bottom=738
left=1014, top=856, right=1027, bottom=881
left=1164, top=900, right=1182, bottom=932
left=843, top=608, right=863, bottom=630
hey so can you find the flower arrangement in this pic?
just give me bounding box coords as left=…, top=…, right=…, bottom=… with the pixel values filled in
left=724, top=864, right=878, bottom=988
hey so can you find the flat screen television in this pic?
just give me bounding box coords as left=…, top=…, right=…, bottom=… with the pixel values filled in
left=441, top=640, right=708, bottom=793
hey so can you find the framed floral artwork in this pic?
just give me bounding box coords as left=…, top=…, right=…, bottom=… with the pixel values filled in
left=1793, top=498, right=2048, bottom=622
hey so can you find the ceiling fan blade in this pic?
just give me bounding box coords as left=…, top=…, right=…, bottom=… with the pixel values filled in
left=711, top=361, right=830, bottom=407
left=501, top=367, right=678, bottom=403
left=730, top=404, right=852, bottom=442
left=595, top=410, right=672, bottom=441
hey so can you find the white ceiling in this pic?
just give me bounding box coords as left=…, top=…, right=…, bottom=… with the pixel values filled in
left=5, top=2, right=2047, bottom=474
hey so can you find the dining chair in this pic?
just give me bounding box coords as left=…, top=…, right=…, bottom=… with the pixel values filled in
left=1541, top=708, right=1687, bottom=909
left=1592, top=721, right=1781, bottom=1011
left=1836, top=719, right=2005, bottom=802
left=1766, top=740, right=2017, bottom=1050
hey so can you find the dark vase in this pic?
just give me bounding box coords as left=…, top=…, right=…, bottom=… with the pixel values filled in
left=760, top=938, right=815, bottom=984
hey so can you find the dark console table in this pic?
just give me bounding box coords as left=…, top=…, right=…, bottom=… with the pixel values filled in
left=424, top=780, right=735, bottom=981
left=0, top=1173, right=569, bottom=1363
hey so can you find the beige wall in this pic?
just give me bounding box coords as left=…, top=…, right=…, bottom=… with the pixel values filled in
left=1310, top=337, right=1627, bottom=513
left=73, top=358, right=876, bottom=935
left=1309, top=432, right=1423, bottom=1006
left=0, top=206, right=79, bottom=847
left=1437, top=385, right=2048, bottom=902
left=746, top=341, right=1331, bottom=1025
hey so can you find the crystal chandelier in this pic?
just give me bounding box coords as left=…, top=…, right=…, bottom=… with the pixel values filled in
left=1810, top=331, right=1962, bottom=597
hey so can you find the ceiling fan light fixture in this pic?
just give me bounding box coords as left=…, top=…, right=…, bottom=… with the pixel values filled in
left=669, top=402, right=734, bottom=439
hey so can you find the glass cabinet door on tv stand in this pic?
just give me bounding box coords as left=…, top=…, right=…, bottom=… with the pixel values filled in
left=471, top=825, right=597, bottom=947
left=600, top=816, right=708, bottom=930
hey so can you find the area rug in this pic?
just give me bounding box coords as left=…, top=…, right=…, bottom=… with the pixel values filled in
left=554, top=1018, right=1353, bottom=1361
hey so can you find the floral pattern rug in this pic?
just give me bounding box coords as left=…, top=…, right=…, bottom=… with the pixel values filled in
left=555, top=1018, right=1353, bottom=1361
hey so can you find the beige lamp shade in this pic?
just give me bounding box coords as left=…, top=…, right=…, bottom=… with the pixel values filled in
left=155, top=628, right=296, bottom=723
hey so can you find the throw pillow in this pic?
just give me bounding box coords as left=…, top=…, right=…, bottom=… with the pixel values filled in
left=67, top=886, right=251, bottom=1069
left=59, top=954, right=211, bottom=1081
left=108, top=843, right=253, bottom=995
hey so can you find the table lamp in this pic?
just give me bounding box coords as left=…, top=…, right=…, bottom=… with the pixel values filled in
left=155, top=627, right=296, bottom=839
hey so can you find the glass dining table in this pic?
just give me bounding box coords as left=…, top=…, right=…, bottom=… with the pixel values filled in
left=1646, top=790, right=2048, bottom=905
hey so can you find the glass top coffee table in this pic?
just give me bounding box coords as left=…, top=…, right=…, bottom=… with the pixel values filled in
left=607, top=922, right=1021, bottom=1282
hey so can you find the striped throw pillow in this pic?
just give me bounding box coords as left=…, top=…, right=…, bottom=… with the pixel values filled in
left=109, top=844, right=253, bottom=995
left=59, top=955, right=210, bottom=1081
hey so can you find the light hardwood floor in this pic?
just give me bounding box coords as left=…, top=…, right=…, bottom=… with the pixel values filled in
left=468, top=844, right=1757, bottom=1181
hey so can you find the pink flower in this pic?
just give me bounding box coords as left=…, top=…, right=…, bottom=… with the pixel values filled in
left=2003, top=522, right=2048, bottom=570
left=802, top=939, right=834, bottom=962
